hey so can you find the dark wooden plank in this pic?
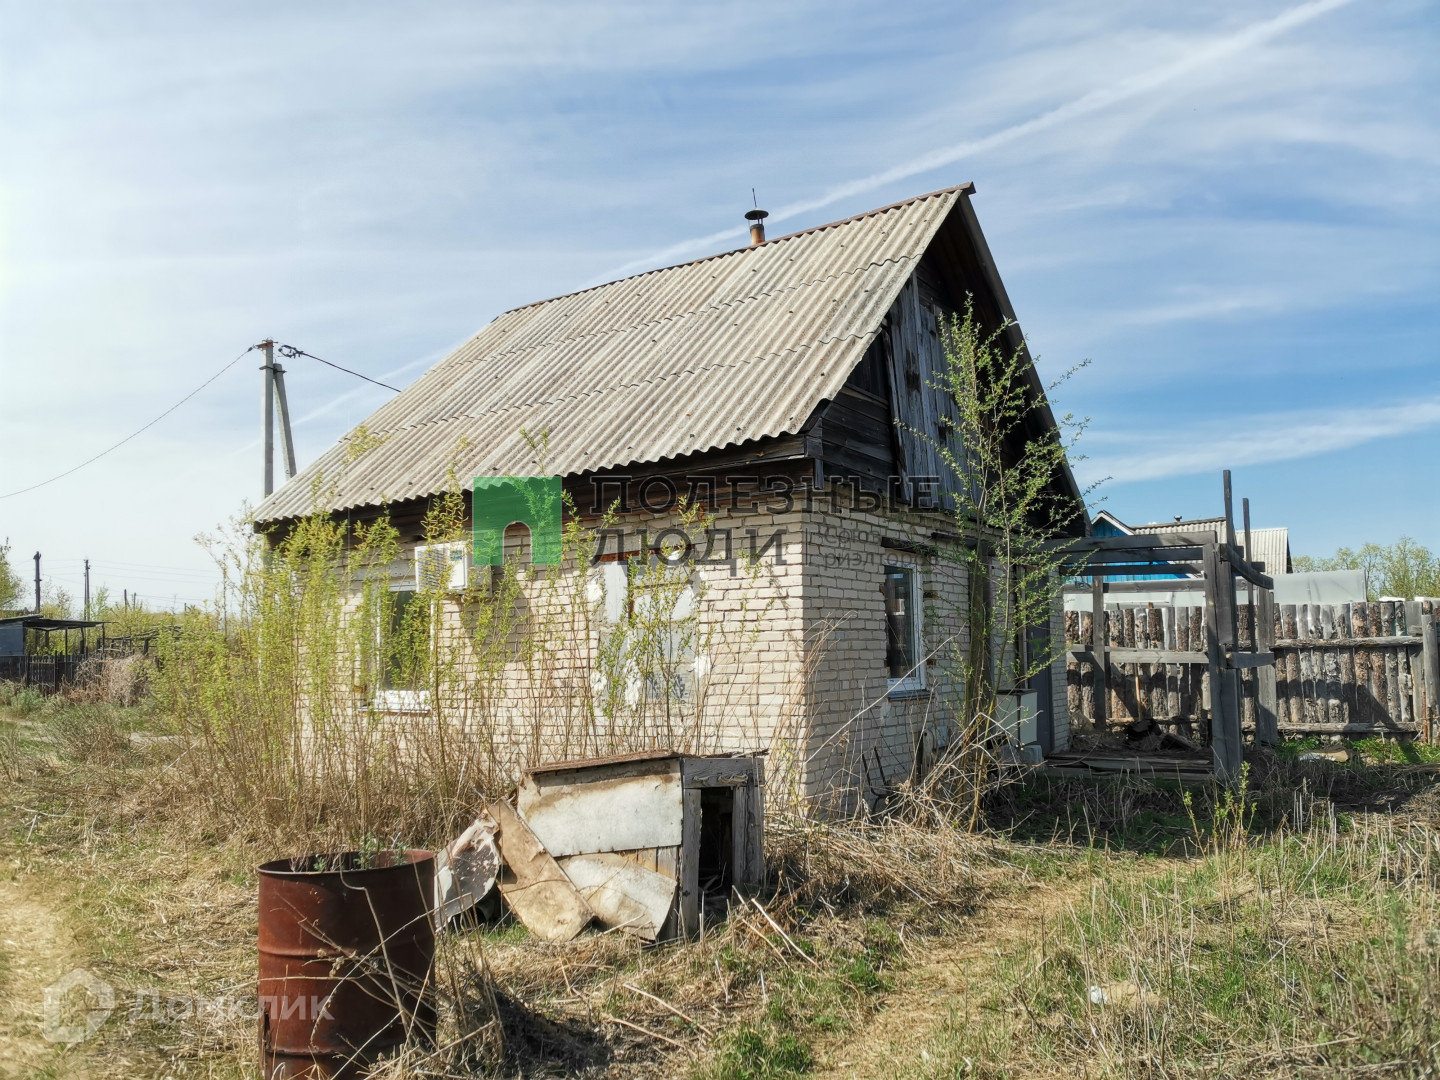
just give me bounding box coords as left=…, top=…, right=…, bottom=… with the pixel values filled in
left=1321, top=604, right=1341, bottom=728
left=1224, top=542, right=1274, bottom=589
left=1255, top=589, right=1279, bottom=745
left=1063, top=579, right=1207, bottom=594
left=1063, top=546, right=1206, bottom=565
left=1093, top=577, right=1108, bottom=728
left=1422, top=617, right=1439, bottom=744
left=1278, top=723, right=1421, bottom=735
left=1338, top=604, right=1358, bottom=728
left=1382, top=602, right=1402, bottom=724
left=1207, top=542, right=1243, bottom=781
left=1368, top=602, right=1387, bottom=725
left=1272, top=633, right=1416, bottom=650
left=1073, top=563, right=1205, bottom=578
left=1227, top=652, right=1275, bottom=669
left=1049, top=532, right=1220, bottom=552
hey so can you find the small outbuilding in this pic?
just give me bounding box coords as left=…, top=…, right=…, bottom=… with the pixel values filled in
left=0, top=614, right=104, bottom=687
left=515, top=750, right=764, bottom=940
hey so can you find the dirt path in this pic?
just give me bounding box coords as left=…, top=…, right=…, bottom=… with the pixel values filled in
left=0, top=868, right=93, bottom=1079
left=809, top=870, right=1135, bottom=1080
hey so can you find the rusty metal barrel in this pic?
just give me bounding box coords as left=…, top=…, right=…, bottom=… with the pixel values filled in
left=257, top=849, right=436, bottom=1078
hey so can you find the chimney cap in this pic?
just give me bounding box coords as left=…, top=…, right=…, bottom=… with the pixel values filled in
left=745, top=208, right=769, bottom=222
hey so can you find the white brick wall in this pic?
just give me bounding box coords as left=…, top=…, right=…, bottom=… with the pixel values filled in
left=344, top=494, right=1067, bottom=812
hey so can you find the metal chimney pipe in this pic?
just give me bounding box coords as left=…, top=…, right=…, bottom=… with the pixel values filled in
left=745, top=208, right=769, bottom=246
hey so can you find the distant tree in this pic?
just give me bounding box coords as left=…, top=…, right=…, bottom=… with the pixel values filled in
left=40, top=582, right=74, bottom=620
left=1294, top=537, right=1440, bottom=600
left=0, top=540, right=24, bottom=611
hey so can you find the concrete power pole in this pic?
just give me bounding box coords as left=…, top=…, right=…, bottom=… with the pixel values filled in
left=83, top=558, right=91, bottom=653
left=33, top=551, right=40, bottom=613
left=273, top=361, right=298, bottom=481
left=261, top=339, right=276, bottom=497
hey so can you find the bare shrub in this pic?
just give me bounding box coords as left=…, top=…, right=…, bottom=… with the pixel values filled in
left=66, top=654, right=152, bottom=707
left=52, top=705, right=133, bottom=767
left=767, top=812, right=1000, bottom=914
left=150, top=468, right=795, bottom=850
left=0, top=718, right=19, bottom=780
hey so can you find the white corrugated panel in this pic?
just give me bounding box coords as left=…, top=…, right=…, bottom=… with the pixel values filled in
left=1132, top=518, right=1290, bottom=574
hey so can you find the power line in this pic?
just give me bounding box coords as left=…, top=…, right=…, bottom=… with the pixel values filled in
left=0, top=344, right=258, bottom=500
left=277, top=344, right=402, bottom=394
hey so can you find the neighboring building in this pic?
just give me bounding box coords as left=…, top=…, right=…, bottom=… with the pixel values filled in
left=253, top=184, right=1085, bottom=810
left=0, top=614, right=104, bottom=686
left=1132, top=516, right=1290, bottom=576
left=1091, top=510, right=1291, bottom=577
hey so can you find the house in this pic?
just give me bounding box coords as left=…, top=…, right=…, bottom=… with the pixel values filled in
left=253, top=183, right=1085, bottom=811
left=1091, top=511, right=1291, bottom=577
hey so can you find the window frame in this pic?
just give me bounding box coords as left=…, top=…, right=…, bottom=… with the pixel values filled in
left=882, top=559, right=926, bottom=697
left=374, top=582, right=432, bottom=714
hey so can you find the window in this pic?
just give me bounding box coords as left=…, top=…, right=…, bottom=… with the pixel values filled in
left=588, top=555, right=702, bottom=709
left=883, top=563, right=924, bottom=695
left=375, top=585, right=431, bottom=713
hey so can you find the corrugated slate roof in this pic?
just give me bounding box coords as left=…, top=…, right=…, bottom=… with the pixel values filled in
left=256, top=185, right=969, bottom=522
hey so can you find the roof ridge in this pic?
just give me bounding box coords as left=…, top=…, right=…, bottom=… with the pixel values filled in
left=497, top=182, right=973, bottom=317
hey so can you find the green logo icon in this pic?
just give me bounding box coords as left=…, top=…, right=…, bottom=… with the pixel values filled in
left=472, top=476, right=563, bottom=566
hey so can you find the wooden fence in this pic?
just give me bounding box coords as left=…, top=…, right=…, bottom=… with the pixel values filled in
left=1064, top=598, right=1440, bottom=741
left=0, top=655, right=84, bottom=692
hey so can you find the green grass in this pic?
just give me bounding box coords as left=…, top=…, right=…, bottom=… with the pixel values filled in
left=913, top=811, right=1440, bottom=1078
left=5, top=696, right=1439, bottom=1080
left=702, top=932, right=897, bottom=1078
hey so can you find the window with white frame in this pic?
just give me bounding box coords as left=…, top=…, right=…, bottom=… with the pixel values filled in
left=588, top=554, right=702, bottom=708
left=375, top=584, right=432, bottom=713
left=883, top=562, right=924, bottom=695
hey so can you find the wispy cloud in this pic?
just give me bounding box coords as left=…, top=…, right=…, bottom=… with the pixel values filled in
left=1080, top=396, right=1440, bottom=485
left=602, top=0, right=1358, bottom=279
left=2, top=0, right=1432, bottom=576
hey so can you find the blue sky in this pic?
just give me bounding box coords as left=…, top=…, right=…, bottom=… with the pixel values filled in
left=1, top=0, right=1436, bottom=609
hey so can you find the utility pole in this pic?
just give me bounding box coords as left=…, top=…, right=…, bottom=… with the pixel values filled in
left=83, top=558, right=91, bottom=653
left=33, top=551, right=40, bottom=613
left=261, top=339, right=276, bottom=497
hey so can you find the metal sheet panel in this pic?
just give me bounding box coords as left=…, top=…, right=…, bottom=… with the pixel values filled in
left=556, top=852, right=676, bottom=940
left=516, top=760, right=684, bottom=856
left=255, top=186, right=967, bottom=522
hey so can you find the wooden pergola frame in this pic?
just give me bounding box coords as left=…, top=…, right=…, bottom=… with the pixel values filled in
left=1051, top=512, right=1277, bottom=782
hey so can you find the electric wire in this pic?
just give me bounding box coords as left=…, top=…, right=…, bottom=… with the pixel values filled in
left=0, top=344, right=259, bottom=500
left=2, top=340, right=399, bottom=502
left=277, top=344, right=402, bottom=393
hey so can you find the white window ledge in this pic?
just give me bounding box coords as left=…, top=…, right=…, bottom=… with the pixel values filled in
left=371, top=689, right=432, bottom=714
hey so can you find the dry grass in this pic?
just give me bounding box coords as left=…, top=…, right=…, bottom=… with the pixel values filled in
left=4, top=695, right=1440, bottom=1079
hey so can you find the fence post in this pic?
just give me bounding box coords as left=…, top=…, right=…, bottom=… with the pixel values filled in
left=1092, top=574, right=1107, bottom=730
left=1422, top=616, right=1439, bottom=745
left=1206, top=539, right=1243, bottom=781
left=1255, top=588, right=1279, bottom=746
